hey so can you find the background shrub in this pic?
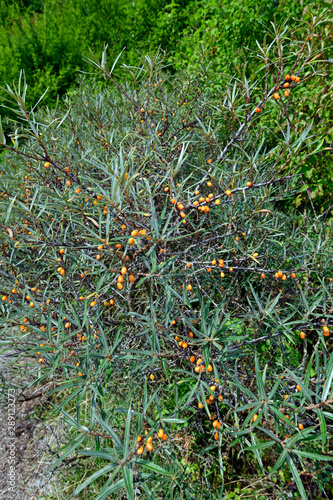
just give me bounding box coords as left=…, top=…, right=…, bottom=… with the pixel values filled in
left=1, top=0, right=332, bottom=211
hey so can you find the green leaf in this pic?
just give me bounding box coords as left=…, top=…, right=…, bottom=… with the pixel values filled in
left=95, top=415, right=123, bottom=452
left=244, top=440, right=276, bottom=452
left=124, top=405, right=132, bottom=455
left=322, top=352, right=333, bottom=401
left=286, top=455, right=307, bottom=500
left=95, top=479, right=125, bottom=500
left=70, top=464, right=117, bottom=499
left=292, top=449, right=333, bottom=461
left=48, top=434, right=87, bottom=471
left=122, top=464, right=134, bottom=500
left=136, top=459, right=174, bottom=476
left=255, top=354, right=266, bottom=399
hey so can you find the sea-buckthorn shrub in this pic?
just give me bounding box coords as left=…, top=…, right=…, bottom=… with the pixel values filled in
left=0, top=12, right=333, bottom=500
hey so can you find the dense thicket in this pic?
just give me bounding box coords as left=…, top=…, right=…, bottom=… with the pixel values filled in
left=0, top=0, right=330, bottom=103
left=1, top=10, right=333, bottom=498
left=1, top=0, right=332, bottom=212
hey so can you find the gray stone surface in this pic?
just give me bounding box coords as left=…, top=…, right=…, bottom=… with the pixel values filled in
left=0, top=347, right=62, bottom=499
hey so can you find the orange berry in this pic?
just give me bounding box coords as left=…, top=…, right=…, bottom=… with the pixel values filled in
left=298, top=423, right=304, bottom=430
left=296, top=384, right=301, bottom=392
left=214, top=432, right=219, bottom=440
left=213, top=420, right=221, bottom=429
left=246, top=182, right=252, bottom=187
left=139, top=229, right=147, bottom=236
left=252, top=414, right=258, bottom=422
left=207, top=159, right=212, bottom=164
left=300, top=331, right=305, bottom=339
left=285, top=74, right=290, bottom=80
left=66, top=180, right=71, bottom=186
left=215, top=199, right=221, bottom=205
left=190, top=355, right=195, bottom=363
left=78, top=372, right=83, bottom=377
left=273, top=93, right=280, bottom=100
left=188, top=331, right=193, bottom=338
left=149, top=374, right=155, bottom=380
left=323, top=326, right=329, bottom=336
left=128, top=238, right=135, bottom=245
left=117, top=283, right=123, bottom=290
left=75, top=188, right=81, bottom=194
left=90, top=301, right=97, bottom=307
left=283, top=82, right=289, bottom=88
left=291, top=75, right=296, bottom=81
left=129, top=274, right=135, bottom=282
left=284, top=90, right=289, bottom=97
left=261, top=273, right=265, bottom=279
left=44, top=162, right=50, bottom=168
left=226, top=190, right=231, bottom=196
left=207, top=364, right=213, bottom=372
left=198, top=402, right=203, bottom=409
left=96, top=254, right=101, bottom=260
left=255, top=107, right=262, bottom=113
left=121, top=267, right=127, bottom=275
left=291, top=272, right=296, bottom=278
left=187, top=284, right=192, bottom=291
left=137, top=445, right=144, bottom=455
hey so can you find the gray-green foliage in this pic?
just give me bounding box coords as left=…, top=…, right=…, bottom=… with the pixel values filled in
left=0, top=12, right=333, bottom=499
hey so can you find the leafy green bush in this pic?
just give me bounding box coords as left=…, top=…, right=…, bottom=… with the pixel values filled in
left=1, top=10, right=333, bottom=499
left=1, top=0, right=332, bottom=214
left=0, top=0, right=168, bottom=108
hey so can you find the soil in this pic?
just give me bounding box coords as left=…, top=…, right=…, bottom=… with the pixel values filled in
left=0, top=347, right=64, bottom=499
